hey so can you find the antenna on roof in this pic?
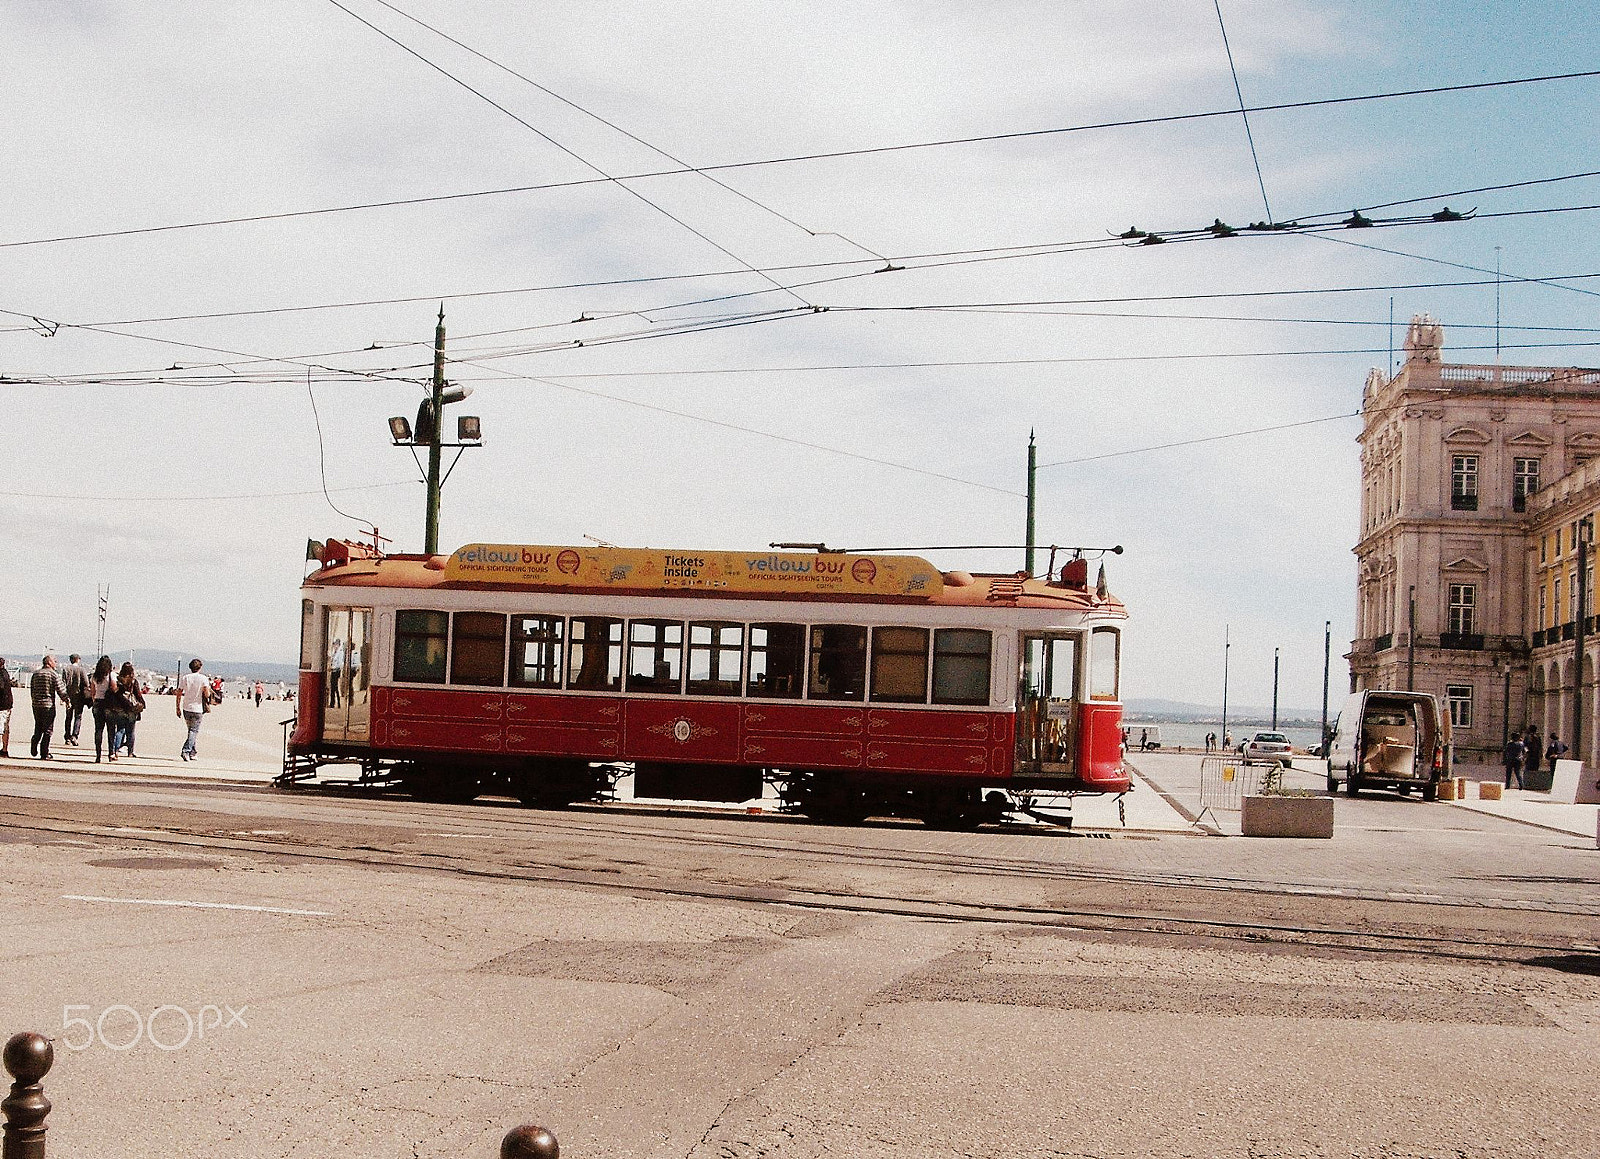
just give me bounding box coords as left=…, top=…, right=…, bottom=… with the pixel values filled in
left=583, top=534, right=619, bottom=548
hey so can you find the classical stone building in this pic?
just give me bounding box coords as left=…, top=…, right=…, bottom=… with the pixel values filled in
left=1349, top=316, right=1600, bottom=767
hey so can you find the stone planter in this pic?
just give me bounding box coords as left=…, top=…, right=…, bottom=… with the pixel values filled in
left=1241, top=794, right=1334, bottom=839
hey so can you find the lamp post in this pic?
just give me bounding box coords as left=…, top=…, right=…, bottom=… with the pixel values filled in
left=1321, top=620, right=1331, bottom=755
left=1271, top=647, right=1280, bottom=730
left=1221, top=625, right=1231, bottom=746
left=387, top=309, right=482, bottom=555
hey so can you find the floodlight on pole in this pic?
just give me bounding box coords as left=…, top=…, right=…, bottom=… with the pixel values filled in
left=388, top=416, right=413, bottom=443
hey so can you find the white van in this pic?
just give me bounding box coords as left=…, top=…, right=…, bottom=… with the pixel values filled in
left=1326, top=690, right=1450, bottom=800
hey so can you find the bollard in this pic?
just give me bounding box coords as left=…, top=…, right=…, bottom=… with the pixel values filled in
left=501, top=1124, right=559, bottom=1158
left=2, top=1033, right=53, bottom=1159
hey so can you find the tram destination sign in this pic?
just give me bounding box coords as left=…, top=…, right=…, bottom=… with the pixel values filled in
left=444, top=544, right=943, bottom=598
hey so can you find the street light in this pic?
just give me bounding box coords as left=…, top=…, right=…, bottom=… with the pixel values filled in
left=389, top=311, right=483, bottom=554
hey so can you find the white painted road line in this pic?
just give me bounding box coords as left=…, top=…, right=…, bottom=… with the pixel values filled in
left=64, top=894, right=333, bottom=916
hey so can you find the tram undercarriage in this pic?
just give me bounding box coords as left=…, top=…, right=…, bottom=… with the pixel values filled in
left=278, top=742, right=1104, bottom=829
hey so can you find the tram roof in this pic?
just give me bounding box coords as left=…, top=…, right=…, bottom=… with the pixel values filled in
left=302, top=540, right=1126, bottom=614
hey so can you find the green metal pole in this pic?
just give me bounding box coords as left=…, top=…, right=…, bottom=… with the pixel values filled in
left=424, top=307, right=445, bottom=556
left=1025, top=430, right=1036, bottom=575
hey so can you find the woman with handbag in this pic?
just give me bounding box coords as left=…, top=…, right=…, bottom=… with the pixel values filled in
left=110, top=662, right=145, bottom=760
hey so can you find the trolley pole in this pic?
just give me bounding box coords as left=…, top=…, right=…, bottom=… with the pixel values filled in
left=1321, top=620, right=1330, bottom=754
left=424, top=307, right=446, bottom=556
left=1271, top=647, right=1280, bottom=730
left=1024, top=430, right=1036, bottom=576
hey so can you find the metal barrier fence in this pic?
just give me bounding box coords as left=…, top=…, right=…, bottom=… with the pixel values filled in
left=2, top=1032, right=560, bottom=1158
left=1195, top=756, right=1265, bottom=830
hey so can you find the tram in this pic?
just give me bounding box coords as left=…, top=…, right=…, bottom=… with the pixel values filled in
left=282, top=538, right=1129, bottom=826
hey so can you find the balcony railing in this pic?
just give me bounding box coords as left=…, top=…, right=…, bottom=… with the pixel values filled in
left=1439, top=632, right=1485, bottom=650
left=1513, top=493, right=1528, bottom=513
left=1373, top=632, right=1393, bottom=652
left=1451, top=492, right=1479, bottom=511
left=1532, top=628, right=1547, bottom=647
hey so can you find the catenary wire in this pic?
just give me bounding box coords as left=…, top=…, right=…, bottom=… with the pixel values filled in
left=1212, top=0, right=1273, bottom=223
left=325, top=0, right=812, bottom=309
left=4, top=67, right=1596, bottom=251
left=365, top=0, right=884, bottom=261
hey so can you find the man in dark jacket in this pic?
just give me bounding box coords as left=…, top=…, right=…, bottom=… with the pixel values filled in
left=0, top=657, right=13, bottom=758
left=30, top=655, right=68, bottom=760
left=1503, top=734, right=1525, bottom=789
left=61, top=653, right=88, bottom=746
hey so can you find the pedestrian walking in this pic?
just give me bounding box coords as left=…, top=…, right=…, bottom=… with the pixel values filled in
left=177, top=658, right=209, bottom=761
left=1502, top=734, right=1525, bottom=789
left=29, top=655, right=68, bottom=759
left=61, top=653, right=88, bottom=745
left=254, top=680, right=263, bottom=708
left=1545, top=733, right=1569, bottom=772
left=0, top=657, right=13, bottom=758
left=88, top=656, right=115, bottom=762
left=107, top=662, right=145, bottom=760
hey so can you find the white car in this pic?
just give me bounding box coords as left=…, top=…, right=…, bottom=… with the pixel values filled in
left=1239, top=731, right=1294, bottom=767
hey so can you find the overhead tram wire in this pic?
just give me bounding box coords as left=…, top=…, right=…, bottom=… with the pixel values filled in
left=449, top=355, right=1025, bottom=499
left=4, top=65, right=1597, bottom=252
left=52, top=177, right=1600, bottom=330
left=364, top=0, right=886, bottom=262
left=325, top=0, right=813, bottom=309
left=1308, top=232, right=1600, bottom=303
left=1212, top=0, right=1274, bottom=224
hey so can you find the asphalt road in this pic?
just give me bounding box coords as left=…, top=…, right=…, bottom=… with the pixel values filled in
left=1, top=763, right=1597, bottom=1158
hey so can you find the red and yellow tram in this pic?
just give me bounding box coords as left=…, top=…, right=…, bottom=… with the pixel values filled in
left=283, top=538, right=1129, bottom=825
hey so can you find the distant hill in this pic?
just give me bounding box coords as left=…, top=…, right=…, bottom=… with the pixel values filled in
left=1, top=650, right=298, bottom=684
left=1124, top=697, right=1323, bottom=722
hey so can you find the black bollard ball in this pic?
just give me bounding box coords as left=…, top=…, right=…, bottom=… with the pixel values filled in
left=500, top=1124, right=558, bottom=1159
left=2, top=1034, right=53, bottom=1085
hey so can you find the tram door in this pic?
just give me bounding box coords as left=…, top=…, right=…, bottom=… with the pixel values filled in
left=1017, top=633, right=1078, bottom=772
left=321, top=606, right=373, bottom=743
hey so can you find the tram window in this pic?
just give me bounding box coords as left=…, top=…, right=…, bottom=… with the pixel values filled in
left=299, top=599, right=317, bottom=670
left=748, top=623, right=805, bottom=698
left=627, top=620, right=684, bottom=693
left=394, top=610, right=448, bottom=684
left=1089, top=626, right=1120, bottom=700
left=510, top=615, right=563, bottom=688
left=870, top=626, right=929, bottom=703
left=687, top=622, right=743, bottom=696
left=450, top=612, right=507, bottom=686
left=808, top=625, right=867, bottom=701
left=932, top=629, right=992, bottom=706
left=568, top=616, right=623, bottom=691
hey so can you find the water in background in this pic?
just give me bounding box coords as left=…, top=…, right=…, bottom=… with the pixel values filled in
left=1122, top=720, right=1322, bottom=751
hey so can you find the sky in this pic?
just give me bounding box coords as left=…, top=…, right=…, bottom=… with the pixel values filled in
left=4, top=1, right=1599, bottom=711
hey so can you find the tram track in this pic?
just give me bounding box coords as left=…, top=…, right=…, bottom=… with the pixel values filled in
left=9, top=776, right=1600, bottom=921
left=3, top=797, right=1597, bottom=969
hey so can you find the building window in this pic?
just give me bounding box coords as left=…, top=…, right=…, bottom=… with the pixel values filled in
left=1451, top=455, right=1479, bottom=510
left=1571, top=570, right=1579, bottom=620
left=869, top=626, right=930, bottom=703
left=1555, top=576, right=1563, bottom=623
left=394, top=610, right=448, bottom=684
left=511, top=615, right=563, bottom=688
left=1541, top=535, right=1548, bottom=564
left=747, top=623, right=805, bottom=698
left=1540, top=586, right=1548, bottom=631
left=1446, top=684, right=1473, bottom=729
left=1447, top=584, right=1477, bottom=635
left=1513, top=458, right=1540, bottom=511
left=932, top=629, right=993, bottom=706
left=686, top=622, right=743, bottom=697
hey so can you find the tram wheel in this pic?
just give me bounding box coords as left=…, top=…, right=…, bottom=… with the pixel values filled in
left=919, top=788, right=984, bottom=831
left=803, top=781, right=870, bottom=826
